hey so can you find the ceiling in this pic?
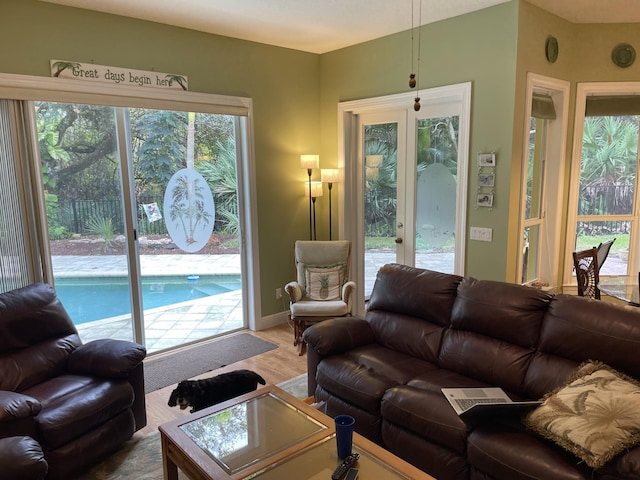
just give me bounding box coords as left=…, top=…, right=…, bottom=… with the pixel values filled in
left=40, top=0, right=640, bottom=54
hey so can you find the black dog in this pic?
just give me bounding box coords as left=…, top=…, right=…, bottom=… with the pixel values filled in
left=168, top=369, right=266, bottom=413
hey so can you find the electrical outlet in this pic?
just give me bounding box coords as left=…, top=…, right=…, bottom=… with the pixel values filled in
left=275, top=288, right=282, bottom=300
left=470, top=226, right=493, bottom=242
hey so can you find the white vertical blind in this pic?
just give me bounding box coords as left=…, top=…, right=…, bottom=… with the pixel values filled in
left=0, top=100, right=42, bottom=292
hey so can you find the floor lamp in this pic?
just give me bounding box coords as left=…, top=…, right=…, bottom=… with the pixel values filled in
left=304, top=181, right=323, bottom=240
left=300, top=155, right=319, bottom=240
left=321, top=168, right=340, bottom=240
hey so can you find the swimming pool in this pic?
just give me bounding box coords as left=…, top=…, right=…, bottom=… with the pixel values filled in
left=54, top=275, right=242, bottom=325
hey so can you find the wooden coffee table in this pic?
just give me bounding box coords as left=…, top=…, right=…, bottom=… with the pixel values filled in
left=159, top=385, right=435, bottom=480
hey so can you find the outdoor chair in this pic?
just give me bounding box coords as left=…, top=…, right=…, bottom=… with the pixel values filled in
left=573, top=247, right=600, bottom=299
left=285, top=240, right=355, bottom=355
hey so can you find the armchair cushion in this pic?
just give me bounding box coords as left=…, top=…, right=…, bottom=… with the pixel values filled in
left=68, top=339, right=146, bottom=379
left=305, top=265, right=343, bottom=300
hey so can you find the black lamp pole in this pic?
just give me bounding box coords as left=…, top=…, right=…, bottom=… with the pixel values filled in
left=307, top=169, right=312, bottom=240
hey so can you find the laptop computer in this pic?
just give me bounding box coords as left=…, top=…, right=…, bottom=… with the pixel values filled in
left=441, top=387, right=542, bottom=418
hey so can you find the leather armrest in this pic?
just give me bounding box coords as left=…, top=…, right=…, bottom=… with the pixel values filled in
left=0, top=392, right=41, bottom=422
left=68, top=339, right=146, bottom=378
left=303, top=316, right=374, bottom=357
left=0, top=436, right=48, bottom=479
left=285, top=281, right=303, bottom=303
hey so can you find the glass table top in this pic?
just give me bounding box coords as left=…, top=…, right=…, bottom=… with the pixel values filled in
left=179, top=392, right=327, bottom=474
left=243, top=435, right=414, bottom=480
left=599, top=275, right=640, bottom=305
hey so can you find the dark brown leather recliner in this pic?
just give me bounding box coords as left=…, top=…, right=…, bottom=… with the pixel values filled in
left=0, top=283, right=147, bottom=480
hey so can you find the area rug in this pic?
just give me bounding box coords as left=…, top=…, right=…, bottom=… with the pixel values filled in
left=74, top=376, right=309, bottom=480
left=277, top=373, right=308, bottom=399
left=144, top=333, right=277, bottom=393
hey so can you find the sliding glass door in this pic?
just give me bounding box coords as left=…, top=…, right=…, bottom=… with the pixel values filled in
left=36, top=101, right=245, bottom=353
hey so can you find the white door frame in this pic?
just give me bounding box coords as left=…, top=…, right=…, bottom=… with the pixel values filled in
left=338, top=83, right=471, bottom=315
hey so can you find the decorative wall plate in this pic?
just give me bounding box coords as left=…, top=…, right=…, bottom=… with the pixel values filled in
left=612, top=43, right=636, bottom=68
left=545, top=36, right=558, bottom=63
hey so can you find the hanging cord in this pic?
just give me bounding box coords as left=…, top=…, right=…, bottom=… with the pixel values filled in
left=414, top=0, right=422, bottom=110
left=409, top=0, right=416, bottom=88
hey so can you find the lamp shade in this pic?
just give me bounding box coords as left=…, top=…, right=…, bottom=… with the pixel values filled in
left=304, top=181, right=324, bottom=198
left=365, top=155, right=383, bottom=168
left=321, top=168, right=340, bottom=184
left=300, top=154, right=319, bottom=170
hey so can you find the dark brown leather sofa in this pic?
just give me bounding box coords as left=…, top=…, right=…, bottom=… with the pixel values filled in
left=303, top=263, right=640, bottom=480
left=0, top=283, right=147, bottom=480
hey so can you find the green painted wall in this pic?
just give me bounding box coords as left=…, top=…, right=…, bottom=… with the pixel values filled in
left=5, top=0, right=639, bottom=319
left=320, top=2, right=520, bottom=280
left=0, top=0, right=319, bottom=318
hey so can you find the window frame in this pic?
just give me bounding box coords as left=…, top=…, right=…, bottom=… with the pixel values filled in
left=0, top=72, right=264, bottom=329
left=517, top=73, right=570, bottom=290
left=564, top=81, right=640, bottom=287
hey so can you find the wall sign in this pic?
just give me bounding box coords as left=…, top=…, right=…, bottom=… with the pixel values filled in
left=50, top=59, right=188, bottom=90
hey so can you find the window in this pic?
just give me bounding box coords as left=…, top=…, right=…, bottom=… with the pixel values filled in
left=566, top=83, right=640, bottom=282
left=518, top=74, right=570, bottom=290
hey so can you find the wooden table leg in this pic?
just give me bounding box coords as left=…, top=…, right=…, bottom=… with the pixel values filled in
left=161, top=434, right=179, bottom=480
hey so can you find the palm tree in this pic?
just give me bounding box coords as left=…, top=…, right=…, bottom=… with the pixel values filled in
left=51, top=61, right=80, bottom=77
left=580, top=115, right=638, bottom=215
left=168, top=174, right=212, bottom=245
left=164, top=74, right=188, bottom=91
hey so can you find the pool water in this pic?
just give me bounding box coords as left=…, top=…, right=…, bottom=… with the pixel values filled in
left=54, top=275, right=242, bottom=325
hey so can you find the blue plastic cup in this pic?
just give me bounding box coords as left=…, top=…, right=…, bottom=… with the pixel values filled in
left=334, top=414, right=355, bottom=458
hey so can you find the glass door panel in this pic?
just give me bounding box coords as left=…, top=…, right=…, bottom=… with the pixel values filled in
left=130, top=109, right=243, bottom=352
left=414, top=116, right=458, bottom=274
left=37, top=101, right=135, bottom=343
left=363, top=122, right=398, bottom=297
left=36, top=102, right=244, bottom=353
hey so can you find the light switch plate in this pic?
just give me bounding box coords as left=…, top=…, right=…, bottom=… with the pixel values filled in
left=470, top=226, right=492, bottom=242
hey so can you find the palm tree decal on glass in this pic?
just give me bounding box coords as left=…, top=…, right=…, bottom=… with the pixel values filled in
left=164, top=169, right=215, bottom=253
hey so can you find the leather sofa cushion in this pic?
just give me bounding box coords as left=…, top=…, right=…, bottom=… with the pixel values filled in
left=368, top=264, right=462, bottom=327
left=382, top=385, right=471, bottom=454
left=537, top=295, right=640, bottom=379
left=597, top=447, right=640, bottom=479
left=315, top=345, right=433, bottom=413
left=468, top=423, right=592, bottom=480
left=0, top=436, right=48, bottom=480
left=450, top=277, right=551, bottom=348
left=0, top=283, right=77, bottom=351
left=1, top=335, right=81, bottom=392
left=366, top=311, right=446, bottom=363
left=23, top=375, right=134, bottom=449
left=382, top=420, right=469, bottom=480
left=439, top=329, right=534, bottom=396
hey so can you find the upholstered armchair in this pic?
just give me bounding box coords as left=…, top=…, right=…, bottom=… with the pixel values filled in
left=285, top=240, right=355, bottom=354
left=0, top=283, right=147, bottom=480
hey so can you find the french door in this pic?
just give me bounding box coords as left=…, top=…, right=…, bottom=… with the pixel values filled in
left=35, top=101, right=247, bottom=353
left=341, top=84, right=471, bottom=314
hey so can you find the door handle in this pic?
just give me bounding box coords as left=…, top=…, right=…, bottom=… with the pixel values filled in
left=395, top=237, right=403, bottom=244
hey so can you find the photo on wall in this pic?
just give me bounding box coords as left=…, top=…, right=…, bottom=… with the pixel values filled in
left=477, top=193, right=494, bottom=208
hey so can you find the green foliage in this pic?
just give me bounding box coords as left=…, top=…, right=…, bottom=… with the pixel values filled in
left=45, top=193, right=68, bottom=240
left=579, top=115, right=638, bottom=216
left=197, top=137, right=239, bottom=235
left=86, top=216, right=115, bottom=250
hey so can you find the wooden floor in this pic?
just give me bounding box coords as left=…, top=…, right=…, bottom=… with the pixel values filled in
left=139, top=322, right=307, bottom=436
